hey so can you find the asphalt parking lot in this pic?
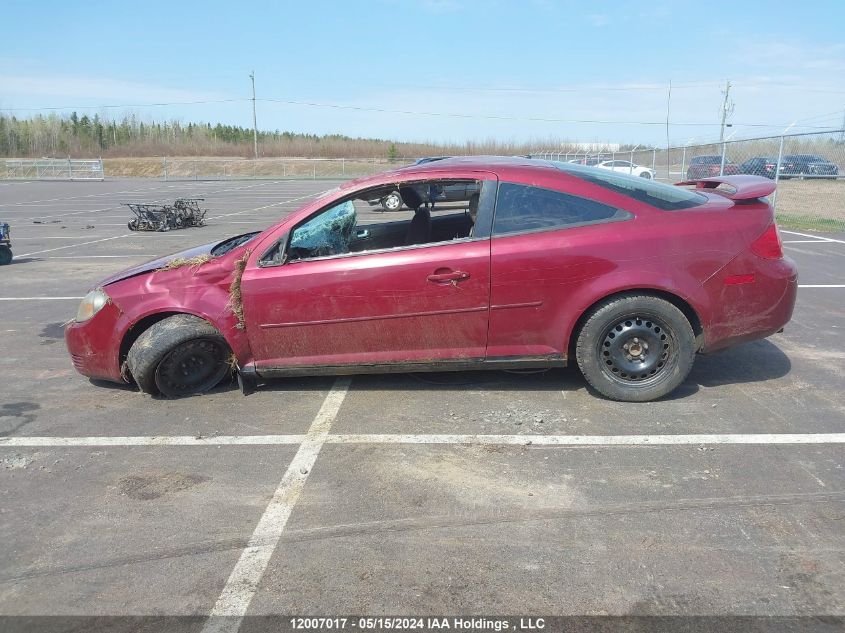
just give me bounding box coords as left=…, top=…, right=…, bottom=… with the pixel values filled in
left=0, top=178, right=843, bottom=630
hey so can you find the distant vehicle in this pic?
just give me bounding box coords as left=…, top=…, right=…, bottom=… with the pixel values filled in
left=569, top=157, right=608, bottom=167
left=66, top=157, right=796, bottom=403
left=778, top=154, right=839, bottom=180
left=686, top=155, right=740, bottom=179
left=739, top=157, right=780, bottom=179
left=376, top=157, right=454, bottom=210
left=0, top=222, right=11, bottom=265
left=597, top=160, right=655, bottom=179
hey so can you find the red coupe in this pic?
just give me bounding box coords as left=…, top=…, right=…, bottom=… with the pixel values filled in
left=66, top=157, right=797, bottom=402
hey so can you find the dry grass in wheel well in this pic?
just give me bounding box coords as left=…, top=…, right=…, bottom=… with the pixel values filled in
left=158, top=254, right=213, bottom=271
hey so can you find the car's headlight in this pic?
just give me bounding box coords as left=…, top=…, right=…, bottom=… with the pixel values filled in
left=76, top=289, right=110, bottom=322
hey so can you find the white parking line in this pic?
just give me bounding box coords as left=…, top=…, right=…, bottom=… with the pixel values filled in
left=207, top=191, right=325, bottom=220
left=0, top=297, right=84, bottom=301
left=798, top=285, right=845, bottom=288
left=783, top=240, right=839, bottom=244
left=14, top=234, right=130, bottom=258
left=202, top=377, right=351, bottom=633
left=328, top=433, right=845, bottom=445
left=13, top=236, right=106, bottom=240
left=781, top=230, right=845, bottom=244
left=0, top=435, right=306, bottom=446
left=43, top=255, right=147, bottom=259
left=2, top=432, right=844, bottom=447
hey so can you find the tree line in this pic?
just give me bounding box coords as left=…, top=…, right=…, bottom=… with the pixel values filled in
left=0, top=112, right=630, bottom=159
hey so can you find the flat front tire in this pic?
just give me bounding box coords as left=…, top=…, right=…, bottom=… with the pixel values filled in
left=127, top=314, right=232, bottom=397
left=575, top=294, right=695, bottom=402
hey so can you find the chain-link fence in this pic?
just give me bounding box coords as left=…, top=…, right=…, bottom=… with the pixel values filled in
left=533, top=129, right=845, bottom=232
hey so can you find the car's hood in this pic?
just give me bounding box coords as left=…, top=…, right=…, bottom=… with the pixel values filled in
left=99, top=241, right=218, bottom=287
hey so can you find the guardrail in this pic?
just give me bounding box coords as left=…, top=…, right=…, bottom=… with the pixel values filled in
left=5, top=158, right=104, bottom=181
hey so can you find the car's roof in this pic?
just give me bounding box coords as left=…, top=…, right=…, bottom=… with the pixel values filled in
left=340, top=155, right=557, bottom=191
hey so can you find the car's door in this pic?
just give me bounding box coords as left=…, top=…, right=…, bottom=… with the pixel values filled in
left=240, top=179, right=497, bottom=371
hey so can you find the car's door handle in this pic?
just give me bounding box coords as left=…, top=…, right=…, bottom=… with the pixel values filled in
left=355, top=229, right=370, bottom=238
left=427, top=270, right=470, bottom=283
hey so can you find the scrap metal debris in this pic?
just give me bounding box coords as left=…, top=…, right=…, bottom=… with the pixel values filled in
left=125, top=198, right=207, bottom=232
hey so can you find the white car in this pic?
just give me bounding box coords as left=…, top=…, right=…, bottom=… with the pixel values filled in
left=596, top=160, right=655, bottom=179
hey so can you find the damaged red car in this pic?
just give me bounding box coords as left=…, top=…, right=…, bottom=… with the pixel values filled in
left=66, top=157, right=797, bottom=402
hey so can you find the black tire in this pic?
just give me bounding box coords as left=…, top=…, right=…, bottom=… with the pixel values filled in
left=126, top=314, right=232, bottom=397
left=0, top=245, right=11, bottom=265
left=575, top=294, right=695, bottom=402
left=381, top=191, right=403, bottom=211
left=639, top=171, right=653, bottom=179
left=128, top=220, right=139, bottom=231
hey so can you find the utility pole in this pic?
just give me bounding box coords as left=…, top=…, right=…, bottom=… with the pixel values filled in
left=839, top=106, right=845, bottom=144
left=665, top=79, right=672, bottom=180
left=718, top=80, right=733, bottom=143
left=249, top=71, right=258, bottom=159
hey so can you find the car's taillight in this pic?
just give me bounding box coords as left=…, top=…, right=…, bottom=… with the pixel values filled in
left=750, top=223, right=783, bottom=259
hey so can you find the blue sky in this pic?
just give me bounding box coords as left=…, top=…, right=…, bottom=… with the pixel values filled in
left=3, top=0, right=845, bottom=146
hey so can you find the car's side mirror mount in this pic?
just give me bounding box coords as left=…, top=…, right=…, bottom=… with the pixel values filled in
left=258, top=234, right=289, bottom=268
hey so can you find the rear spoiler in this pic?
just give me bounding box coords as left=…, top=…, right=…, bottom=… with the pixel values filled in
left=674, top=175, right=776, bottom=201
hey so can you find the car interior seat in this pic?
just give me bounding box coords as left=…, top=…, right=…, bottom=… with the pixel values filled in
left=401, top=186, right=431, bottom=245
left=467, top=193, right=479, bottom=237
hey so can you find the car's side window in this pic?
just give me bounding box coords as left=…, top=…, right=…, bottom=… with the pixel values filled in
left=287, top=200, right=357, bottom=261
left=261, top=179, right=494, bottom=265
left=492, top=182, right=629, bottom=236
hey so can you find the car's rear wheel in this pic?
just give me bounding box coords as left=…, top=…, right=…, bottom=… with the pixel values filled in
left=127, top=314, right=232, bottom=397
left=381, top=191, right=403, bottom=211
left=575, top=294, right=695, bottom=402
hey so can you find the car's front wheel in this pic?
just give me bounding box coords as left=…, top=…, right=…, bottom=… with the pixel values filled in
left=127, top=314, right=232, bottom=397
left=639, top=171, right=653, bottom=179
left=575, top=294, right=695, bottom=402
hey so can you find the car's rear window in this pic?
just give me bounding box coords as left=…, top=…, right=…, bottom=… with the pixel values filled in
left=547, top=161, right=708, bottom=211
left=493, top=182, right=629, bottom=235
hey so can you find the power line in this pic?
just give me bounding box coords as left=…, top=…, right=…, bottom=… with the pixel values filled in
left=3, top=99, right=247, bottom=112
left=3, top=96, right=843, bottom=131
left=259, top=97, right=840, bottom=129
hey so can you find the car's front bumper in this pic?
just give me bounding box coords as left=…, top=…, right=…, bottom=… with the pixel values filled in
left=65, top=302, right=125, bottom=383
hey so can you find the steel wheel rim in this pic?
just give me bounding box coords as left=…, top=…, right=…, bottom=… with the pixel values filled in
left=598, top=315, right=674, bottom=384
left=384, top=194, right=401, bottom=210
left=154, top=338, right=229, bottom=396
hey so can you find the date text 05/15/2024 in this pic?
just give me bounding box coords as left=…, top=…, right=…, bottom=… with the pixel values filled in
left=289, top=617, right=546, bottom=631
